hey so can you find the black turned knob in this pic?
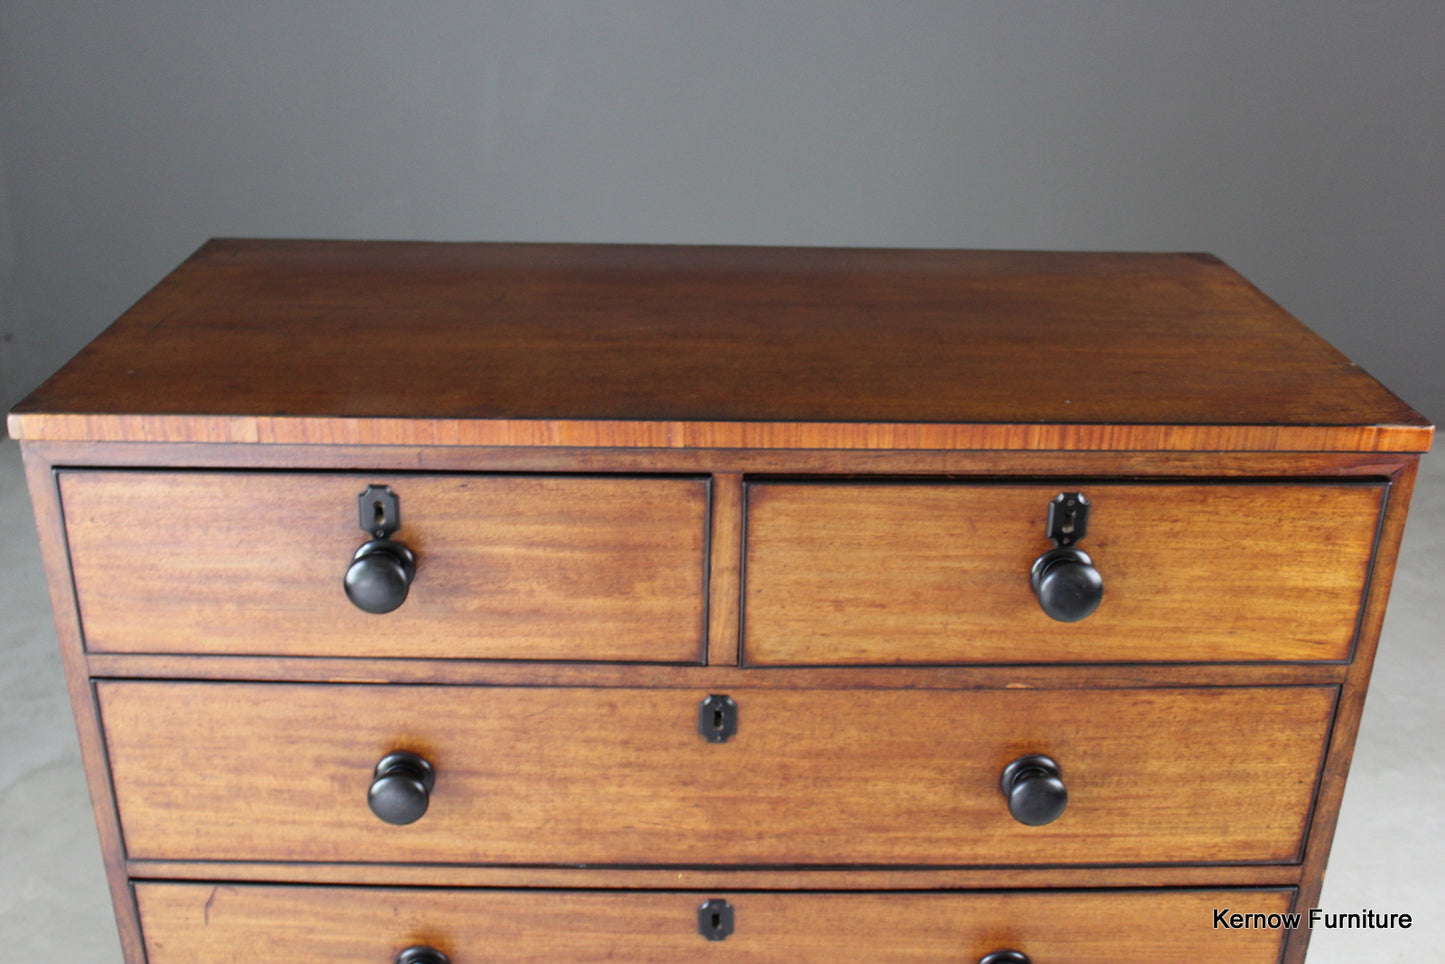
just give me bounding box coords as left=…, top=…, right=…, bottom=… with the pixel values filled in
left=1030, top=546, right=1103, bottom=622
left=395, top=947, right=449, bottom=964
left=1001, top=754, right=1068, bottom=827
left=979, top=952, right=1031, bottom=964
left=344, top=538, right=417, bottom=614
left=368, top=751, right=435, bottom=825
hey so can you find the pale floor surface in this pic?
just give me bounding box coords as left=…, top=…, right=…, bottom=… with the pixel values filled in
left=1, top=436, right=1440, bottom=962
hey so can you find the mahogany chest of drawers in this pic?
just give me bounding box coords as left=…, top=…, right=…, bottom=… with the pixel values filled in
left=9, top=241, right=1433, bottom=963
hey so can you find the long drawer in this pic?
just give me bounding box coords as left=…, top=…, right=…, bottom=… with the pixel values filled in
left=100, top=682, right=1334, bottom=866
left=135, top=883, right=1295, bottom=963
left=744, top=480, right=1385, bottom=664
left=60, top=471, right=709, bottom=661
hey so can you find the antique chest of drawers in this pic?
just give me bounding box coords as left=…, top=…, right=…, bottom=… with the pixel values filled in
left=9, top=241, right=1433, bottom=963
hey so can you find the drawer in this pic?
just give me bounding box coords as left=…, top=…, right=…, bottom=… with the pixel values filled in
left=135, top=883, right=1295, bottom=963
left=743, top=480, right=1385, bottom=664
left=100, top=681, right=1333, bottom=866
left=60, top=471, right=708, bottom=661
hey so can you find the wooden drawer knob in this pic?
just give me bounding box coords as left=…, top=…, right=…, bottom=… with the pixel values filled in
left=368, top=751, right=435, bottom=825
left=344, top=538, right=417, bottom=614
left=1000, top=754, right=1068, bottom=827
left=979, top=952, right=1030, bottom=964
left=395, top=948, right=449, bottom=964
left=1029, top=547, right=1103, bottom=622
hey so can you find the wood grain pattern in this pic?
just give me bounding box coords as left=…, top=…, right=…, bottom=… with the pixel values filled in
left=82, top=652, right=1351, bottom=689
left=16, top=437, right=1427, bottom=478
left=135, top=884, right=1294, bottom=963
left=745, top=481, right=1384, bottom=664
left=61, top=471, right=708, bottom=661
left=8, top=240, right=1430, bottom=453
left=706, top=473, right=744, bottom=665
left=10, top=411, right=1431, bottom=452
left=99, top=681, right=1334, bottom=867
left=125, top=860, right=1305, bottom=890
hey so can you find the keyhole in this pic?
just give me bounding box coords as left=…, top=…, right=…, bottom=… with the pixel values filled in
left=698, top=695, right=736, bottom=743
left=697, top=898, right=734, bottom=941
left=1048, top=493, right=1088, bottom=548
left=1059, top=503, right=1077, bottom=541
left=373, top=500, right=387, bottom=528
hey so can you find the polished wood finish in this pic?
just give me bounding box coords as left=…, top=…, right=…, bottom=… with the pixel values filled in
left=83, top=652, right=1352, bottom=689
left=18, top=411, right=1430, bottom=453
left=126, top=860, right=1305, bottom=890
left=7, top=241, right=1431, bottom=453
left=10, top=242, right=1432, bottom=963
left=744, top=481, right=1383, bottom=664
left=706, top=473, right=745, bottom=665
left=135, top=884, right=1294, bottom=963
left=18, top=437, right=1430, bottom=476
left=61, top=471, right=707, bottom=660
left=100, top=681, right=1333, bottom=866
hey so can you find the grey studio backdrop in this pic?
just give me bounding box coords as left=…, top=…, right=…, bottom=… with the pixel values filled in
left=1, top=3, right=1442, bottom=963
left=2, top=2, right=1441, bottom=419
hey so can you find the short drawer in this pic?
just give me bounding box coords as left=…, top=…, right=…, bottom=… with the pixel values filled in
left=60, top=471, right=708, bottom=661
left=743, top=480, right=1384, bottom=664
left=135, top=883, right=1294, bottom=963
left=100, top=681, right=1333, bottom=867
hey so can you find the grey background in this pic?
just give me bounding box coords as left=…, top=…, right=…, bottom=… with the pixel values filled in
left=1, top=4, right=1441, bottom=963
left=1, top=1, right=1441, bottom=421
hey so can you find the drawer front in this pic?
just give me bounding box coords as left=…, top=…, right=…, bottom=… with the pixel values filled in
left=744, top=480, right=1384, bottom=664
left=101, top=681, right=1333, bottom=866
left=136, top=883, right=1294, bottom=963
left=61, top=471, right=708, bottom=661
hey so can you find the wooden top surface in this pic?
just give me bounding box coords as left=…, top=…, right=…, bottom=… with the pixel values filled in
left=8, top=239, right=1432, bottom=451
